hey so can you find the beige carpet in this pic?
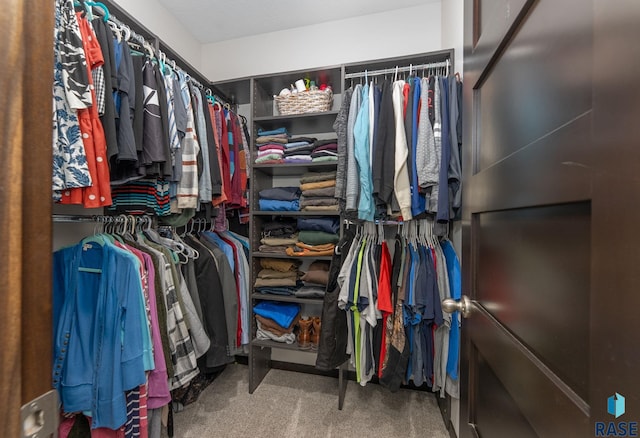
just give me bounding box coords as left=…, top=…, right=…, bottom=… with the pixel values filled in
left=166, top=363, right=449, bottom=438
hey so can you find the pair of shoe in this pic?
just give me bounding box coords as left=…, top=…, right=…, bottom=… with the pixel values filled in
left=297, top=316, right=321, bottom=350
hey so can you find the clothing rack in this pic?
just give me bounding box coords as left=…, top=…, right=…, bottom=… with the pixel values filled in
left=52, top=214, right=102, bottom=223
left=344, top=59, right=451, bottom=79
left=92, top=0, right=231, bottom=103
left=52, top=213, right=156, bottom=228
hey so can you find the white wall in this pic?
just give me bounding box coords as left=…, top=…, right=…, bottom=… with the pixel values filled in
left=201, top=3, right=443, bottom=81
left=441, top=0, right=464, bottom=75
left=110, top=0, right=203, bottom=70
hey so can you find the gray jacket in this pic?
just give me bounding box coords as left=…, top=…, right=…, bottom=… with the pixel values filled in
left=345, top=84, right=362, bottom=213
left=333, top=87, right=353, bottom=206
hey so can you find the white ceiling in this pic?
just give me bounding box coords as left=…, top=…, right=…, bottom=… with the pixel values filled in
left=157, top=0, right=438, bottom=44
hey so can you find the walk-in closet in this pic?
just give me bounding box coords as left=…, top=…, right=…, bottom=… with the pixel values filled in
left=6, top=0, right=637, bottom=437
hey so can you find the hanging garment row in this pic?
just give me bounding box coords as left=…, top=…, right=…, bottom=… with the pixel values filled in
left=52, top=0, right=249, bottom=220
left=333, top=67, right=462, bottom=229
left=52, top=215, right=250, bottom=437
left=333, top=220, right=461, bottom=398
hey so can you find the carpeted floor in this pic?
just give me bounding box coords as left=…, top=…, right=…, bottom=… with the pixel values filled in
left=165, top=363, right=449, bottom=438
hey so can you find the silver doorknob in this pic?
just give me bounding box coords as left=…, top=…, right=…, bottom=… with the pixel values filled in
left=442, top=295, right=472, bottom=318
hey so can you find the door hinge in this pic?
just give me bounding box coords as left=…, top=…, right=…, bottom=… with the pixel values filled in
left=20, top=390, right=58, bottom=438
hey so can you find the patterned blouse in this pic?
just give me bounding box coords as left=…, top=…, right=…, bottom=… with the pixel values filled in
left=52, top=0, right=93, bottom=196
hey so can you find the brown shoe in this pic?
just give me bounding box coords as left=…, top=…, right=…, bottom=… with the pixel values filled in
left=310, top=316, right=321, bottom=350
left=297, top=317, right=312, bottom=350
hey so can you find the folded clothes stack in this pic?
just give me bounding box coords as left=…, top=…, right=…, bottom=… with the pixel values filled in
left=285, top=241, right=335, bottom=257
left=299, top=171, right=338, bottom=212
left=259, top=219, right=298, bottom=254
left=255, top=127, right=289, bottom=164
left=254, top=301, right=301, bottom=344
left=258, top=186, right=300, bottom=211
left=296, top=260, right=331, bottom=298
left=297, top=217, right=340, bottom=234
left=310, top=139, right=338, bottom=163
left=282, top=137, right=317, bottom=164
left=286, top=228, right=339, bottom=257
left=255, top=258, right=302, bottom=296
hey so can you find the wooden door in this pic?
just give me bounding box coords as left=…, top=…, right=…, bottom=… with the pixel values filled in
left=0, top=0, right=54, bottom=436
left=460, top=0, right=640, bottom=436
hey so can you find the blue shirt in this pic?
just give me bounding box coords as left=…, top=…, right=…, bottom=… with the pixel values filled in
left=411, top=78, right=426, bottom=216
left=442, top=240, right=461, bottom=379
left=53, top=239, right=147, bottom=429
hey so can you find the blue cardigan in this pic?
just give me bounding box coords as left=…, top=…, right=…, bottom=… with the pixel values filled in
left=53, top=239, right=147, bottom=429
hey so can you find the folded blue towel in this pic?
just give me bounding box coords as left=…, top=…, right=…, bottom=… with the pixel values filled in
left=258, top=199, right=300, bottom=211
left=254, top=301, right=301, bottom=328
left=258, top=127, right=288, bottom=136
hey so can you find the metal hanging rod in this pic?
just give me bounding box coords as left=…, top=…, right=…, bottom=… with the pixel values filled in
left=52, top=214, right=102, bottom=223
left=344, top=60, right=451, bottom=79
left=52, top=214, right=154, bottom=224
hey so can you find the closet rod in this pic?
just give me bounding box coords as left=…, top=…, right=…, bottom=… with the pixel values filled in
left=344, top=60, right=450, bottom=79
left=52, top=214, right=102, bottom=223
left=52, top=214, right=153, bottom=223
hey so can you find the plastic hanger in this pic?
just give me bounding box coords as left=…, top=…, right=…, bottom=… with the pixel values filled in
left=85, top=1, right=110, bottom=22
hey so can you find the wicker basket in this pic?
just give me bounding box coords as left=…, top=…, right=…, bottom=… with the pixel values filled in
left=274, top=88, right=333, bottom=115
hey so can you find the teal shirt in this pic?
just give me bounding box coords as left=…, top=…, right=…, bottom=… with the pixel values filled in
left=354, top=84, right=375, bottom=221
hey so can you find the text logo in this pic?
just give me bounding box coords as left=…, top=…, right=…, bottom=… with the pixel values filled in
left=609, top=393, right=627, bottom=419
left=596, top=392, right=637, bottom=437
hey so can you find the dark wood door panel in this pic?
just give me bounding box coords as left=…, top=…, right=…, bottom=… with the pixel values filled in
left=476, top=0, right=593, bottom=172
left=468, top=0, right=534, bottom=77
left=463, top=0, right=640, bottom=435
left=467, top=113, right=593, bottom=213
left=475, top=351, right=538, bottom=438
left=475, top=202, right=591, bottom=400
left=471, top=308, right=590, bottom=437
left=589, top=0, right=640, bottom=423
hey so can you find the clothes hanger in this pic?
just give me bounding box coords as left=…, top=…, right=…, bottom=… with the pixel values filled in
left=205, top=88, right=215, bottom=104
left=87, top=1, right=110, bottom=22
left=123, top=26, right=133, bottom=42
left=80, top=217, right=107, bottom=252
left=82, top=0, right=94, bottom=21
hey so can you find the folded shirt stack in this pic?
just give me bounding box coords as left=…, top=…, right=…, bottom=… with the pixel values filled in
left=254, top=268, right=299, bottom=288
left=259, top=234, right=298, bottom=255
left=311, top=139, right=338, bottom=163
left=256, top=144, right=285, bottom=164
left=298, top=230, right=339, bottom=245
left=299, top=171, right=338, bottom=212
left=283, top=137, right=318, bottom=164
left=255, top=258, right=302, bottom=295
left=261, top=218, right=297, bottom=238
left=254, top=301, right=301, bottom=344
left=258, top=218, right=299, bottom=255
left=297, top=217, right=340, bottom=234
left=258, top=186, right=300, bottom=211
left=255, top=127, right=289, bottom=164
left=296, top=260, right=331, bottom=298
left=285, top=241, right=335, bottom=257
